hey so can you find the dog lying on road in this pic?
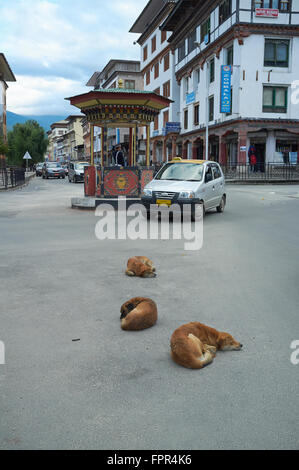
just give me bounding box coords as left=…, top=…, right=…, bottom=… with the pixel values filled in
left=170, top=322, right=242, bottom=369
left=120, top=297, right=158, bottom=331
left=126, top=256, right=156, bottom=278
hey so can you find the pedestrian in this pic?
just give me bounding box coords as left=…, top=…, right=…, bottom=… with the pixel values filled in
left=248, top=144, right=257, bottom=172
left=115, top=146, right=125, bottom=167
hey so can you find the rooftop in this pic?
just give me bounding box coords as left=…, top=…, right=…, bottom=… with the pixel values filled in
left=0, top=53, right=16, bottom=82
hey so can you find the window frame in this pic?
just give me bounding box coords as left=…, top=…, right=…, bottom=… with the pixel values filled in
left=163, top=80, right=171, bottom=98
left=262, top=86, right=288, bottom=113
left=200, top=17, right=211, bottom=43
left=184, top=109, right=189, bottom=130
left=219, top=0, right=232, bottom=25
left=208, top=95, right=214, bottom=122
left=264, top=39, right=290, bottom=68
left=254, top=0, right=291, bottom=12
left=194, top=103, right=200, bottom=126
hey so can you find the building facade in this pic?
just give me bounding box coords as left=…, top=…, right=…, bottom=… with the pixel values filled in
left=86, top=60, right=144, bottom=163
left=0, top=53, right=16, bottom=166
left=160, top=0, right=299, bottom=165
left=46, top=121, right=69, bottom=161
left=130, top=0, right=181, bottom=163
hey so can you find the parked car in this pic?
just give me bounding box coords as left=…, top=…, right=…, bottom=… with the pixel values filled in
left=141, top=158, right=226, bottom=219
left=35, top=163, right=44, bottom=177
left=42, top=162, right=66, bottom=179
left=68, top=161, right=89, bottom=183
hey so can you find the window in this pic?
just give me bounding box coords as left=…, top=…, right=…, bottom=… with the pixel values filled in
left=125, top=80, right=135, bottom=89
left=264, top=39, right=289, bottom=67
left=154, top=62, right=159, bottom=79
left=164, top=52, right=170, bottom=71
left=209, top=96, right=214, bottom=121
left=194, top=103, right=200, bottom=126
left=255, top=0, right=290, bottom=11
left=194, top=68, right=200, bottom=87
left=209, top=58, right=215, bottom=83
left=184, top=109, right=188, bottom=129
left=184, top=77, right=189, bottom=95
left=146, top=70, right=150, bottom=85
left=163, top=81, right=170, bottom=98
left=226, top=45, right=234, bottom=66
left=161, top=30, right=167, bottom=43
left=212, top=164, right=222, bottom=179
left=219, top=0, right=232, bottom=25
left=188, top=30, right=197, bottom=54
left=151, top=35, right=156, bottom=53
left=154, top=116, right=159, bottom=130
left=177, top=41, right=186, bottom=63
left=163, top=110, right=169, bottom=127
left=200, top=17, right=210, bottom=43
left=143, top=46, right=148, bottom=62
left=263, top=86, right=288, bottom=113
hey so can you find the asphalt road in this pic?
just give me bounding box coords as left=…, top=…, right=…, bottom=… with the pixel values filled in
left=0, top=177, right=298, bottom=450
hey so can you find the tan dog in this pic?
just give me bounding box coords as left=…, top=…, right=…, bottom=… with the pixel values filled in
left=120, top=297, right=158, bottom=331
left=170, top=322, right=242, bottom=369
left=126, top=256, right=156, bottom=278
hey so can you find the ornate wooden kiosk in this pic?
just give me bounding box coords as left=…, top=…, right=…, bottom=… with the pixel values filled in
left=66, top=80, right=171, bottom=198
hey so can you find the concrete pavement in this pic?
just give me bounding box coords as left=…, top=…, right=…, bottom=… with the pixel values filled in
left=0, top=177, right=298, bottom=450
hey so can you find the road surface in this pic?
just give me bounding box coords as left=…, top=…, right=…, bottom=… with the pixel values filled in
left=0, top=177, right=298, bottom=450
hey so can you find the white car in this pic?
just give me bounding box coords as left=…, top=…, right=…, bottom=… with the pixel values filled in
left=68, top=162, right=89, bottom=183
left=141, top=158, right=226, bottom=219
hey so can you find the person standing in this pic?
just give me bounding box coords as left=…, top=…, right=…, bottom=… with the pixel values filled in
left=248, top=144, right=257, bottom=172
left=115, top=146, right=125, bottom=167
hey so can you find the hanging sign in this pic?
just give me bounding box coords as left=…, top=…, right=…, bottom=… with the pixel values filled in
left=220, top=65, right=232, bottom=114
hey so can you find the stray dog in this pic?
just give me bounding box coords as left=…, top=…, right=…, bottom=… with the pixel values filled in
left=170, top=322, right=242, bottom=369
left=120, top=297, right=158, bottom=331
left=125, top=256, right=156, bottom=278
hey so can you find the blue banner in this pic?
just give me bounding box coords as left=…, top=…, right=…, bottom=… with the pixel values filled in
left=220, top=65, right=232, bottom=113
left=186, top=92, right=195, bottom=105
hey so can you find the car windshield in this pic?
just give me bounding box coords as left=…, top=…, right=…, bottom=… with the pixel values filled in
left=155, top=163, right=204, bottom=182
left=75, top=163, right=88, bottom=170
left=47, top=163, right=60, bottom=168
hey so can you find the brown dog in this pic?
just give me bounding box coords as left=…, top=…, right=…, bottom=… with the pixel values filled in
left=120, top=297, right=158, bottom=331
left=126, top=256, right=156, bottom=278
left=170, top=322, right=242, bottom=369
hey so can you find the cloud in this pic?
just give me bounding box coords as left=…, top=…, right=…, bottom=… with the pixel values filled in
left=1, top=0, right=148, bottom=115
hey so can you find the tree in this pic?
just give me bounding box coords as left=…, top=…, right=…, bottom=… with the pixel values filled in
left=7, top=120, right=48, bottom=167
left=0, top=136, right=9, bottom=155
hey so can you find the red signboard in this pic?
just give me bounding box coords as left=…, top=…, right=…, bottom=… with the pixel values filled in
left=255, top=8, right=279, bottom=17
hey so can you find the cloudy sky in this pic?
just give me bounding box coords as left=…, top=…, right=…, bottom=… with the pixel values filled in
left=1, top=0, right=148, bottom=116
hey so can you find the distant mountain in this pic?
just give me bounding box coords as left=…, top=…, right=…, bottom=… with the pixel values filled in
left=7, top=111, right=67, bottom=132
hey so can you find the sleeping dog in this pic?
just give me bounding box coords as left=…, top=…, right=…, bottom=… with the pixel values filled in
left=120, top=297, right=158, bottom=331
left=170, top=322, right=242, bottom=369
left=125, top=256, right=156, bottom=278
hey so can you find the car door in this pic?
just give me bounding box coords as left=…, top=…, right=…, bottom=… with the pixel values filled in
left=203, top=164, right=215, bottom=209
left=211, top=164, right=224, bottom=207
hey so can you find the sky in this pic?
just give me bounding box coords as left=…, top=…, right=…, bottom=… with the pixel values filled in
left=1, top=0, right=149, bottom=116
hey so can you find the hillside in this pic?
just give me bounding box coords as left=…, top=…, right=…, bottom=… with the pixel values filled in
left=7, top=111, right=68, bottom=132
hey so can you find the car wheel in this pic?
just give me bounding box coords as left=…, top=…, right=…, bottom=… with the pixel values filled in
left=217, top=196, right=226, bottom=213
left=73, top=176, right=76, bottom=183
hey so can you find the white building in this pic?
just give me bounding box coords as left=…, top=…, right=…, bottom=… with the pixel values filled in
left=130, top=0, right=181, bottom=162
left=160, top=0, right=299, bottom=165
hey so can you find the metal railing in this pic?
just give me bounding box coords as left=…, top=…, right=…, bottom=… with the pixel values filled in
left=0, top=168, right=26, bottom=190
left=221, top=163, right=299, bottom=182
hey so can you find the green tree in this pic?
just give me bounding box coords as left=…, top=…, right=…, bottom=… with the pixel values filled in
left=0, top=136, right=9, bottom=155
left=7, top=120, right=48, bottom=166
